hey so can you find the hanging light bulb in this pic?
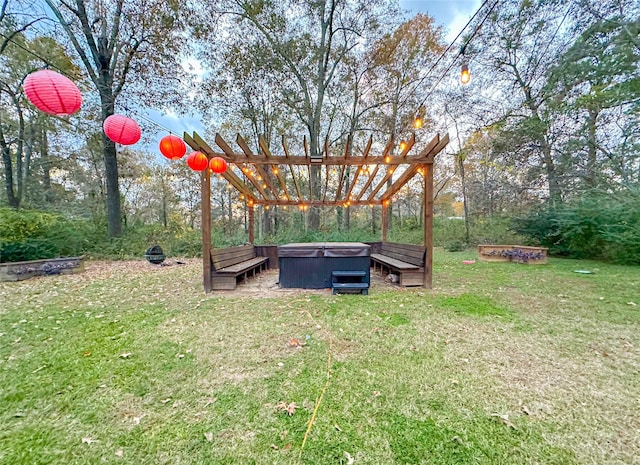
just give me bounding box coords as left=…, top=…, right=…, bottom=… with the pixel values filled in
left=413, top=117, right=423, bottom=129
left=399, top=140, right=407, bottom=152
left=461, top=63, right=470, bottom=85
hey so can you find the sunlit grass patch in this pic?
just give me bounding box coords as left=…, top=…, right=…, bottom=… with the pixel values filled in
left=435, top=293, right=512, bottom=318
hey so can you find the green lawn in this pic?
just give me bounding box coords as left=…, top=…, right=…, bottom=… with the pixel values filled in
left=1, top=251, right=639, bottom=464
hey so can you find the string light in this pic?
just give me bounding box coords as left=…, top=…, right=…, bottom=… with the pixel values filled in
left=461, top=63, right=470, bottom=84
left=412, top=0, right=500, bottom=127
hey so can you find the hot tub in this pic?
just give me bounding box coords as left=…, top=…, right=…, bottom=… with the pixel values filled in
left=278, top=242, right=371, bottom=289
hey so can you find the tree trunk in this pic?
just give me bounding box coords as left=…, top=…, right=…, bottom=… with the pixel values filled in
left=1, top=145, right=18, bottom=207
left=586, top=108, right=599, bottom=188
left=458, top=156, right=470, bottom=243
left=100, top=94, right=122, bottom=237
left=41, top=126, right=53, bottom=203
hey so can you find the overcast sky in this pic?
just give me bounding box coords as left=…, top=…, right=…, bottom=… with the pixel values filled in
left=147, top=1, right=482, bottom=152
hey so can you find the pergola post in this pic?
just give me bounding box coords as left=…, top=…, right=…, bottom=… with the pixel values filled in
left=201, top=168, right=212, bottom=293
left=248, top=204, right=255, bottom=244
left=381, top=203, right=388, bottom=242
left=423, top=163, right=434, bottom=289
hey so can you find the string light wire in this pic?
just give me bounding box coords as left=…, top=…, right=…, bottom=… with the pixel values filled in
left=414, top=0, right=501, bottom=110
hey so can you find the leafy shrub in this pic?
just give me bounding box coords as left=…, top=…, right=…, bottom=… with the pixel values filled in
left=512, top=188, right=640, bottom=264
left=445, top=240, right=468, bottom=252
left=0, top=208, right=92, bottom=262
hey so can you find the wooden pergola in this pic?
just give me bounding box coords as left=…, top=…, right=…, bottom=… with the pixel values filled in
left=184, top=130, right=449, bottom=292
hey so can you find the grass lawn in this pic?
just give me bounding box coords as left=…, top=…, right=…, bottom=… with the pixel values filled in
left=1, top=250, right=639, bottom=464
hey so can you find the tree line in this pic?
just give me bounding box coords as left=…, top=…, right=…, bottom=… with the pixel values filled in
left=1, top=0, right=638, bottom=262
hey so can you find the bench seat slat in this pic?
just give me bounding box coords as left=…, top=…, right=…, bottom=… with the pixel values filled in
left=371, top=253, right=420, bottom=270
left=217, top=256, right=268, bottom=275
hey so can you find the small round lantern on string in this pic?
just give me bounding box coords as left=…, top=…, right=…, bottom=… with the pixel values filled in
left=186, top=151, right=208, bottom=171
left=23, top=69, right=82, bottom=116
left=209, top=157, right=227, bottom=174
left=103, top=114, right=141, bottom=145
left=159, top=134, right=187, bottom=160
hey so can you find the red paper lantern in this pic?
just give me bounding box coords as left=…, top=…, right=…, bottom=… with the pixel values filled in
left=209, top=157, right=227, bottom=174
left=103, top=114, right=141, bottom=145
left=23, top=70, right=82, bottom=116
left=186, top=151, right=208, bottom=171
left=159, top=135, right=187, bottom=160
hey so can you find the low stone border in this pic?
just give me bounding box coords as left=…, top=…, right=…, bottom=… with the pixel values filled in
left=0, top=256, right=85, bottom=282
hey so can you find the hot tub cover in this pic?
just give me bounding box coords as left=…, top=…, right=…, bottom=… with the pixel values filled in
left=278, top=242, right=370, bottom=258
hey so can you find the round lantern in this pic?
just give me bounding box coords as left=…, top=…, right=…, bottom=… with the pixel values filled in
left=209, top=157, right=227, bottom=174
left=159, top=135, right=187, bottom=160
left=103, top=114, right=141, bottom=145
left=23, top=70, right=82, bottom=116
left=186, top=151, right=208, bottom=171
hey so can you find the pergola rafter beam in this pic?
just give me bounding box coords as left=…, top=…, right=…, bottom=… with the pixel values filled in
left=282, top=137, right=303, bottom=201
left=215, top=133, right=270, bottom=200
left=185, top=132, right=254, bottom=199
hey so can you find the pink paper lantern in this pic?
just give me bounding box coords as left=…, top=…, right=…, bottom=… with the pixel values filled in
left=103, top=114, right=141, bottom=145
left=23, top=70, right=82, bottom=116
left=159, top=135, right=187, bottom=160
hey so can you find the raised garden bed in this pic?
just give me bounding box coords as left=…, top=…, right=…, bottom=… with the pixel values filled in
left=0, top=256, right=85, bottom=282
left=478, top=245, right=548, bottom=265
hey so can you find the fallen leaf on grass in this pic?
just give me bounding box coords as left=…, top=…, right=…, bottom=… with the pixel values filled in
left=82, top=437, right=95, bottom=445
left=119, top=352, right=131, bottom=359
left=344, top=451, right=354, bottom=464
left=491, top=413, right=517, bottom=430
left=204, top=432, right=214, bottom=442
left=287, top=338, right=304, bottom=348
left=115, top=449, right=124, bottom=457
left=276, top=401, right=297, bottom=416
left=270, top=443, right=279, bottom=450
left=522, top=405, right=532, bottom=416
left=627, top=302, right=636, bottom=307
left=334, top=423, right=343, bottom=432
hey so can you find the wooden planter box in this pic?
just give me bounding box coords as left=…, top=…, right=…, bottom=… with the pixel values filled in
left=478, top=245, right=548, bottom=265
left=0, top=256, right=85, bottom=282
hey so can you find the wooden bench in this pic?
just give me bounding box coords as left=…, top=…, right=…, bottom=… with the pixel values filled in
left=210, top=245, right=269, bottom=290
left=370, top=242, right=426, bottom=286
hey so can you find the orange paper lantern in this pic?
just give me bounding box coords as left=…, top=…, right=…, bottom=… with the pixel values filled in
left=159, top=135, right=187, bottom=160
left=23, top=70, right=82, bottom=116
left=186, top=151, right=208, bottom=171
left=209, top=157, right=227, bottom=174
left=103, top=114, right=141, bottom=145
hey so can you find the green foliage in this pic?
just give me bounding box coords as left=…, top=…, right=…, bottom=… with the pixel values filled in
left=388, top=217, right=523, bottom=248
left=0, top=208, right=91, bottom=262
left=445, top=240, right=468, bottom=252
left=512, top=189, right=640, bottom=264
